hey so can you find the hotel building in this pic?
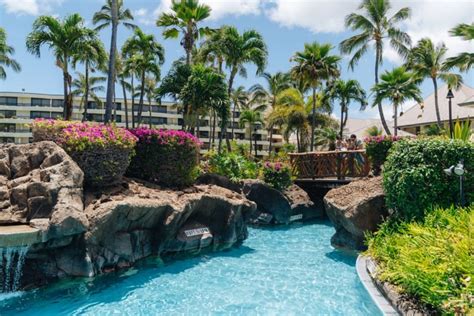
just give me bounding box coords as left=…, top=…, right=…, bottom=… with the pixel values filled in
left=0, top=91, right=283, bottom=157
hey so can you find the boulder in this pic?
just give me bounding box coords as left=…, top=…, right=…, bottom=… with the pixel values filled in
left=243, top=180, right=323, bottom=225
left=324, top=177, right=389, bottom=250
left=84, top=179, right=256, bottom=273
left=0, top=142, right=87, bottom=239
left=195, top=173, right=242, bottom=193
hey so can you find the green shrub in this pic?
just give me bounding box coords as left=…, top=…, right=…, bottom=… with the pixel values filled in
left=205, top=150, right=258, bottom=182
left=31, top=119, right=137, bottom=187
left=262, top=161, right=292, bottom=191
left=127, top=128, right=200, bottom=188
left=383, top=138, right=474, bottom=220
left=364, top=135, right=404, bottom=175
left=366, top=205, right=474, bottom=314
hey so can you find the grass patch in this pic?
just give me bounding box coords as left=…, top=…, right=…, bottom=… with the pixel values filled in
left=366, top=205, right=474, bottom=315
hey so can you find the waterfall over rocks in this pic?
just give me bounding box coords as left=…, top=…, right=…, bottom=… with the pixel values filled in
left=1, top=246, right=29, bottom=292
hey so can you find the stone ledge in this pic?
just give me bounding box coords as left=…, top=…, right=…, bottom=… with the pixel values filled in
left=356, top=255, right=399, bottom=315
left=0, top=225, right=42, bottom=247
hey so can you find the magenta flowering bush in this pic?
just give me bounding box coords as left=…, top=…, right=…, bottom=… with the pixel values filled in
left=127, top=127, right=201, bottom=187
left=364, top=135, right=406, bottom=175
left=262, top=161, right=292, bottom=191
left=31, top=119, right=137, bottom=187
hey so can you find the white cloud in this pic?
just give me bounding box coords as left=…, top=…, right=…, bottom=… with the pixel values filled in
left=267, top=0, right=473, bottom=64
left=0, top=0, right=63, bottom=15
left=146, top=0, right=261, bottom=25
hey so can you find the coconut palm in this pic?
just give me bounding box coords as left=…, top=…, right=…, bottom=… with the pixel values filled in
left=331, top=79, right=367, bottom=138
left=445, top=23, right=474, bottom=72
left=340, top=0, right=412, bottom=135
left=198, top=26, right=226, bottom=73
left=0, top=27, right=21, bottom=80
left=26, top=14, right=93, bottom=120
left=372, top=67, right=422, bottom=136
left=405, top=38, right=462, bottom=128
left=93, top=0, right=136, bottom=123
left=291, top=42, right=341, bottom=151
left=239, top=108, right=264, bottom=157
left=156, top=0, right=212, bottom=65
left=72, top=35, right=107, bottom=121
left=249, top=72, right=292, bottom=153
left=135, top=76, right=160, bottom=128
left=314, top=127, right=339, bottom=150
left=71, top=72, right=106, bottom=117
left=364, top=125, right=383, bottom=136
left=230, top=86, right=249, bottom=142
left=122, top=28, right=164, bottom=127
left=219, top=26, right=267, bottom=146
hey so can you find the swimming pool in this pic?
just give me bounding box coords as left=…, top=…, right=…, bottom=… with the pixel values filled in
left=0, top=221, right=381, bottom=315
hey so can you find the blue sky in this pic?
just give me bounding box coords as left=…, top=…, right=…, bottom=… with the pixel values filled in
left=0, top=0, right=473, bottom=119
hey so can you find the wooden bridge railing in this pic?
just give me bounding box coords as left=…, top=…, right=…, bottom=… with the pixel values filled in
left=289, top=150, right=370, bottom=180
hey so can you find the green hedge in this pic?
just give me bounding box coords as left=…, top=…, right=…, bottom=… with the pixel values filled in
left=383, top=138, right=473, bottom=220
left=127, top=128, right=200, bottom=188
left=366, top=205, right=473, bottom=314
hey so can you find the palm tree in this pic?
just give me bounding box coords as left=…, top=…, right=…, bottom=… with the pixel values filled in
left=405, top=38, right=462, bottom=128
left=249, top=72, right=292, bottom=153
left=135, top=76, right=159, bottom=128
left=156, top=0, right=212, bottom=65
left=340, top=0, right=412, bottom=135
left=71, top=72, right=106, bottom=118
left=372, top=67, right=422, bottom=136
left=180, top=64, right=229, bottom=151
left=291, top=42, right=341, bottom=151
left=72, top=34, right=107, bottom=121
left=93, top=0, right=136, bottom=123
left=230, top=86, right=249, bottom=141
left=239, top=108, right=264, bottom=157
left=0, top=27, right=21, bottom=80
left=26, top=14, right=93, bottom=120
left=221, top=26, right=268, bottom=143
left=314, top=127, right=338, bottom=150
left=364, top=125, right=383, bottom=136
left=198, top=26, right=226, bottom=73
left=445, top=23, right=474, bottom=72
left=331, top=79, right=367, bottom=138
left=122, top=28, right=164, bottom=127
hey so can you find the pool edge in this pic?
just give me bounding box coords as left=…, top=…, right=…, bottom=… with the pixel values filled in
left=356, top=255, right=399, bottom=316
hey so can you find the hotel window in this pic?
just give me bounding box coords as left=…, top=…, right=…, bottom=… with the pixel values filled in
left=31, top=98, right=51, bottom=107
left=199, top=131, right=209, bottom=138
left=114, top=115, right=122, bottom=123
left=0, top=97, right=18, bottom=106
left=0, top=137, right=15, bottom=143
left=30, top=111, right=51, bottom=119
left=51, top=99, right=63, bottom=107
left=0, top=110, right=16, bottom=118
left=0, top=124, right=16, bottom=132
left=86, top=114, right=104, bottom=122
left=87, top=101, right=100, bottom=109
left=142, top=117, right=167, bottom=125
left=113, top=102, right=122, bottom=111
left=152, top=106, right=167, bottom=113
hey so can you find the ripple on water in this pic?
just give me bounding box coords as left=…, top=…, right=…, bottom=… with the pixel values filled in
left=0, top=221, right=381, bottom=316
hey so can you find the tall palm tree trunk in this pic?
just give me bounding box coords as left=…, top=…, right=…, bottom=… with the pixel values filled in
left=268, top=124, right=274, bottom=155
left=211, top=111, right=217, bottom=148
left=62, top=54, right=70, bottom=120
left=375, top=46, right=391, bottom=135
left=121, top=78, right=129, bottom=129
left=113, top=89, right=117, bottom=122
left=131, top=74, right=135, bottom=128
left=225, top=70, right=237, bottom=151
left=432, top=77, right=442, bottom=128
left=393, top=103, right=398, bottom=136
left=339, top=103, right=345, bottom=139
left=104, top=0, right=118, bottom=124
left=310, top=86, right=316, bottom=151
left=148, top=98, right=152, bottom=128
left=82, top=60, right=90, bottom=122
left=137, top=71, right=146, bottom=126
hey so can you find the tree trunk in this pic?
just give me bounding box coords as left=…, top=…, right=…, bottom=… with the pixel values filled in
left=394, top=103, right=398, bottom=136
left=339, top=102, right=344, bottom=139
left=62, top=53, right=71, bottom=120
left=248, top=126, right=253, bottom=156
left=131, top=74, right=135, bottom=128
left=121, top=77, right=129, bottom=129
left=137, top=70, right=146, bottom=126
left=296, top=130, right=300, bottom=152
left=104, top=0, right=118, bottom=124
left=211, top=111, right=216, bottom=149
left=148, top=98, right=152, bottom=128
left=432, top=77, right=442, bottom=128
left=113, top=89, right=117, bottom=122
left=253, top=126, right=258, bottom=157
left=375, top=44, right=391, bottom=135
left=82, top=60, right=90, bottom=122
left=225, top=69, right=237, bottom=151
left=310, top=86, right=316, bottom=151
left=268, top=124, right=273, bottom=155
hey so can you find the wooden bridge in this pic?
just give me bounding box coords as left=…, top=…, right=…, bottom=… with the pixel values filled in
left=289, top=150, right=370, bottom=187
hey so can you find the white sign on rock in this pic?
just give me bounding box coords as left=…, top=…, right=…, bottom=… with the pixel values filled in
left=289, top=214, right=303, bottom=222
left=184, top=227, right=210, bottom=237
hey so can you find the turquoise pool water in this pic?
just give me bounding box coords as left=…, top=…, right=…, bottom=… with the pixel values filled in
left=0, top=221, right=380, bottom=315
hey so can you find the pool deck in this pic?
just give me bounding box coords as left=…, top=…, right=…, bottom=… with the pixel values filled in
left=356, top=255, right=399, bottom=316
